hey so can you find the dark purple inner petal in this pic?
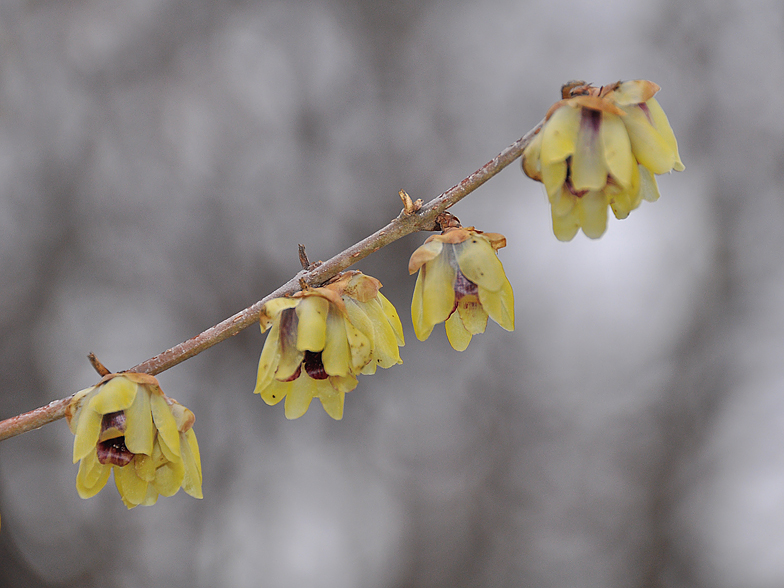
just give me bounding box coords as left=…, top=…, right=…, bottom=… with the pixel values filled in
left=96, top=437, right=134, bottom=466
left=101, top=411, right=126, bottom=434
left=303, top=351, right=328, bottom=380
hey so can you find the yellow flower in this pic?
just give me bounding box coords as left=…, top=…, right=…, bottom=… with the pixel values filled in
left=66, top=373, right=202, bottom=509
left=522, top=79, right=684, bottom=241
left=254, top=271, right=404, bottom=420
left=409, top=227, right=514, bottom=351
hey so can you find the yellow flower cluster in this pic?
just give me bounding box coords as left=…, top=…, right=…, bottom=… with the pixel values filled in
left=409, top=227, right=514, bottom=351
left=254, top=271, right=404, bottom=420
left=522, top=79, right=684, bottom=240
left=66, top=373, right=202, bottom=509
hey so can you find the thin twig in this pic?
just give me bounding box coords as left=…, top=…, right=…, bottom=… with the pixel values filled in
left=0, top=124, right=541, bottom=442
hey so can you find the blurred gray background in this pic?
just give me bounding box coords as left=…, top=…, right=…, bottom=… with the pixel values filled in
left=0, top=0, right=782, bottom=586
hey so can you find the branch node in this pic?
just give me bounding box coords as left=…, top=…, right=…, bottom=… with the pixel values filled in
left=88, top=353, right=111, bottom=377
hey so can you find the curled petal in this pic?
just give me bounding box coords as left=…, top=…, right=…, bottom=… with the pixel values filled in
left=411, top=270, right=433, bottom=341
left=259, top=298, right=299, bottom=332
left=362, top=298, right=402, bottom=369
left=408, top=239, right=444, bottom=274
left=275, top=309, right=305, bottom=382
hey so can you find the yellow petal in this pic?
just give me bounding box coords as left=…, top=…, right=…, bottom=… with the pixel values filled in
left=646, top=97, right=685, bottom=171
left=456, top=295, right=489, bottom=335
left=73, top=407, right=102, bottom=463
left=577, top=192, right=609, bottom=239
left=275, top=309, right=304, bottom=382
left=638, top=165, right=661, bottom=202
left=343, top=298, right=376, bottom=361
left=114, top=463, right=148, bottom=507
left=134, top=453, right=156, bottom=483
left=610, top=162, right=642, bottom=219
left=284, top=375, right=315, bottom=419
left=123, top=386, right=154, bottom=456
left=317, top=381, right=344, bottom=421
left=75, top=451, right=111, bottom=499
left=255, top=319, right=282, bottom=393
left=260, top=297, right=299, bottom=332
left=521, top=130, right=543, bottom=181
left=153, top=457, right=185, bottom=497
left=408, top=239, right=444, bottom=274
left=150, top=394, right=180, bottom=458
left=295, top=295, right=329, bottom=352
left=260, top=378, right=291, bottom=406
left=541, top=159, right=567, bottom=199
left=411, top=270, right=434, bottom=341
left=140, top=484, right=159, bottom=507
left=444, top=312, right=472, bottom=351
left=550, top=186, right=576, bottom=217
left=540, top=104, right=580, bottom=164
left=607, top=80, right=659, bottom=106
left=322, top=306, right=351, bottom=377
left=180, top=430, right=203, bottom=499
left=621, top=105, right=676, bottom=174
left=455, top=236, right=506, bottom=292
left=362, top=298, right=402, bottom=369
left=479, top=279, right=515, bottom=332
left=601, top=112, right=634, bottom=188
left=378, top=293, right=405, bottom=346
left=571, top=111, right=607, bottom=191
left=88, top=377, right=138, bottom=414
left=421, top=250, right=456, bottom=330
left=552, top=203, right=580, bottom=241
left=66, top=387, right=96, bottom=433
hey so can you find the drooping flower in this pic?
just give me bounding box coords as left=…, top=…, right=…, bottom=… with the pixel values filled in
left=522, top=79, right=684, bottom=241
left=66, top=373, right=202, bottom=509
left=254, top=271, right=404, bottom=420
left=409, top=227, right=514, bottom=351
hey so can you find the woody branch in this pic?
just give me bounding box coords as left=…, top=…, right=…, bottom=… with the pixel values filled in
left=0, top=123, right=541, bottom=443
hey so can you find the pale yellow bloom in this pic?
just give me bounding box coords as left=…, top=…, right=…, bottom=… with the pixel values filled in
left=254, top=271, right=404, bottom=420
left=66, top=373, right=202, bottom=509
left=522, top=80, right=684, bottom=241
left=409, top=227, right=514, bottom=351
